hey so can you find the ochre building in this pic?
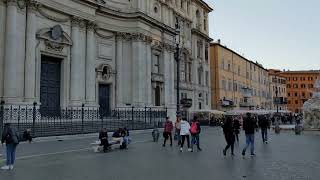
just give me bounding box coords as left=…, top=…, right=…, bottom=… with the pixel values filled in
left=210, top=41, right=270, bottom=111
left=280, top=70, right=320, bottom=113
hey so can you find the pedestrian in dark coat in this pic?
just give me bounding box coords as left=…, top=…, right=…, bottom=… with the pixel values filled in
left=222, top=116, right=235, bottom=156
left=1, top=123, right=20, bottom=170
left=233, top=117, right=241, bottom=142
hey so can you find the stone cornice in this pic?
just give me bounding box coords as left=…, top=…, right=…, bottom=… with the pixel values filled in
left=97, top=7, right=176, bottom=36
left=5, top=0, right=17, bottom=6
left=191, top=28, right=213, bottom=42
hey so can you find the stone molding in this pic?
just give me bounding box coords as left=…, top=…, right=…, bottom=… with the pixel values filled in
left=116, top=32, right=153, bottom=43
left=37, top=27, right=73, bottom=52
left=163, top=43, right=175, bottom=52
left=44, top=40, right=64, bottom=52
left=37, top=4, right=69, bottom=23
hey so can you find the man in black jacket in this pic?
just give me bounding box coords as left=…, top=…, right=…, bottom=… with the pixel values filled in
left=242, top=113, right=258, bottom=157
left=258, top=115, right=270, bottom=144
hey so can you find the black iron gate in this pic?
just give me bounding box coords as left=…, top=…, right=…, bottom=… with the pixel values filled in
left=0, top=103, right=167, bottom=138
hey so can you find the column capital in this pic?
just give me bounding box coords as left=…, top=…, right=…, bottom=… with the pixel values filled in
left=26, top=0, right=38, bottom=12
left=71, top=16, right=85, bottom=29
left=86, top=21, right=96, bottom=32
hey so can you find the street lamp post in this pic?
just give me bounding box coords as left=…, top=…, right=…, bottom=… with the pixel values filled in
left=176, top=44, right=180, bottom=114
left=175, top=19, right=181, bottom=116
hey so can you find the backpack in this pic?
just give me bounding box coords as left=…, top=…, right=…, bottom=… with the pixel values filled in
left=190, top=122, right=198, bottom=134
left=5, top=131, right=14, bottom=144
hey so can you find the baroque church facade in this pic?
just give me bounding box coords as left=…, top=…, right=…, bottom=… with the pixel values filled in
left=0, top=0, right=212, bottom=120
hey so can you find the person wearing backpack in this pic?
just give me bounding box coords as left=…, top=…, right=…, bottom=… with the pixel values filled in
left=190, top=116, right=202, bottom=152
left=1, top=123, right=20, bottom=170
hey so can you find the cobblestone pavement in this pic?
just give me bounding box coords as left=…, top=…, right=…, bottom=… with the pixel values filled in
left=0, top=127, right=319, bottom=180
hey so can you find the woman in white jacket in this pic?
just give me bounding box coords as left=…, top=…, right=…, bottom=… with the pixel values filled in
left=179, top=119, right=191, bottom=152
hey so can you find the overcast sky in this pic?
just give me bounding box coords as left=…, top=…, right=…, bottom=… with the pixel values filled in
left=204, top=0, right=320, bottom=71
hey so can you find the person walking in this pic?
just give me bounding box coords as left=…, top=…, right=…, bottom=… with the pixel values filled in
left=174, top=117, right=182, bottom=146
left=163, top=117, right=173, bottom=147
left=190, top=116, right=202, bottom=152
left=180, top=118, right=191, bottom=152
left=222, top=116, right=235, bottom=156
left=241, top=113, right=258, bottom=157
left=258, top=115, right=270, bottom=144
left=233, top=117, right=241, bottom=143
left=1, top=123, right=20, bottom=170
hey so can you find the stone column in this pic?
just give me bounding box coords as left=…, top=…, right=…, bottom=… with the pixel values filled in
left=145, top=39, right=152, bottom=105
left=85, top=21, right=96, bottom=106
left=164, top=50, right=171, bottom=105
left=70, top=17, right=85, bottom=106
left=3, top=0, right=18, bottom=103
left=115, top=33, right=123, bottom=106
left=131, top=34, right=146, bottom=106
left=24, top=0, right=37, bottom=103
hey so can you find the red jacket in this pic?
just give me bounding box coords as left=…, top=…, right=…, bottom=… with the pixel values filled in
left=164, top=121, right=173, bottom=132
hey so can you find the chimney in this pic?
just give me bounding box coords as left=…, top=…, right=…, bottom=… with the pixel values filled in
left=217, top=39, right=221, bottom=44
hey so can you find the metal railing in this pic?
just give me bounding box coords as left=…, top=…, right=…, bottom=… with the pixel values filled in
left=0, top=103, right=167, bottom=137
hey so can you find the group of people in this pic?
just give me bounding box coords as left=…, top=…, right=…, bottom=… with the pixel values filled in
left=222, top=113, right=271, bottom=157
left=162, top=116, right=202, bottom=152
left=98, top=127, right=130, bottom=152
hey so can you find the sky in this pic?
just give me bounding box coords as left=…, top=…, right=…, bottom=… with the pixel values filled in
left=203, top=0, right=320, bottom=71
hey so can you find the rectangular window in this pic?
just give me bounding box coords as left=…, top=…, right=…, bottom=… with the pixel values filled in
left=205, top=45, right=208, bottom=62
left=180, top=61, right=185, bottom=82
left=238, top=66, right=241, bottom=75
left=198, top=69, right=202, bottom=85
left=222, top=80, right=226, bottom=90
left=153, top=55, right=160, bottom=73
left=295, top=92, right=298, bottom=97
left=206, top=93, right=208, bottom=105
left=188, top=62, right=192, bottom=82
left=205, top=71, right=209, bottom=86
left=233, top=82, right=237, bottom=91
